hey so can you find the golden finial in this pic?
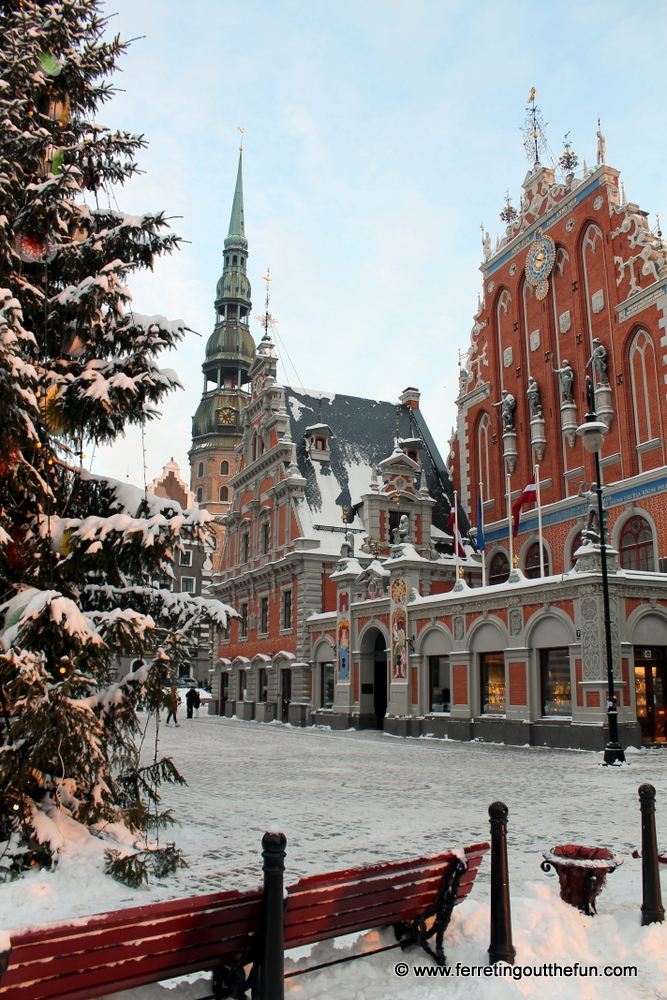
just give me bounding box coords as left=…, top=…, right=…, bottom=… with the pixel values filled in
left=237, top=126, right=245, bottom=151
left=513, top=554, right=520, bottom=568
left=527, top=87, right=536, bottom=103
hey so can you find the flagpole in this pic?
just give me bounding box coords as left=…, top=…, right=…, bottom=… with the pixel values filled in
left=506, top=469, right=513, bottom=569
left=454, top=490, right=460, bottom=581
left=535, top=463, right=544, bottom=577
left=479, top=480, right=486, bottom=587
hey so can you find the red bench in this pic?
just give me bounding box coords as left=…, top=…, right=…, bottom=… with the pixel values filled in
left=0, top=836, right=489, bottom=1000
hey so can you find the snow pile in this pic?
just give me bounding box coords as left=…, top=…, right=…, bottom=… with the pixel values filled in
left=96, top=881, right=667, bottom=999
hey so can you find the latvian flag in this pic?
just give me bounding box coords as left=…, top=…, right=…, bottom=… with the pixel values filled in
left=448, top=502, right=466, bottom=557
left=512, top=476, right=536, bottom=537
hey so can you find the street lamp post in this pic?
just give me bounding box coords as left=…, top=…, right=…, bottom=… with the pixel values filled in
left=576, top=376, right=625, bottom=766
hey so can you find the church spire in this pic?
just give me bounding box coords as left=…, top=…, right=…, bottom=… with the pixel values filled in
left=227, top=149, right=246, bottom=245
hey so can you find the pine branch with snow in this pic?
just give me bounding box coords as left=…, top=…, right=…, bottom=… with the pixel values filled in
left=0, top=0, right=238, bottom=883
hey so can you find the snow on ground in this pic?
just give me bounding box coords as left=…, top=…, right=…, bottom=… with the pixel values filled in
left=2, top=717, right=667, bottom=999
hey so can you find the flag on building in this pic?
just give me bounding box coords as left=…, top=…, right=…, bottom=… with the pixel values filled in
left=448, top=502, right=466, bottom=557
left=512, top=476, right=537, bottom=537
left=476, top=492, right=486, bottom=552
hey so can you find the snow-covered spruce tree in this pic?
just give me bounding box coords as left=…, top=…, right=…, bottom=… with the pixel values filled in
left=0, top=0, right=236, bottom=885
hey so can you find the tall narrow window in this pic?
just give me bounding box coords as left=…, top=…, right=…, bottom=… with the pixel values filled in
left=321, top=663, right=334, bottom=708
left=259, top=596, right=269, bottom=634
left=480, top=653, right=505, bottom=714
left=239, top=603, right=248, bottom=638
left=219, top=486, right=228, bottom=502
left=489, top=550, right=510, bottom=586
left=257, top=668, right=268, bottom=702
left=282, top=589, right=292, bottom=630
left=477, top=412, right=492, bottom=500
left=196, top=487, right=203, bottom=504
left=262, top=519, right=271, bottom=554
left=220, top=460, right=229, bottom=475
left=524, top=543, right=550, bottom=579
left=238, top=670, right=247, bottom=701
left=541, top=648, right=571, bottom=716
left=197, top=462, right=204, bottom=478
left=241, top=532, right=249, bottom=562
left=630, top=330, right=659, bottom=448
left=619, top=516, right=655, bottom=571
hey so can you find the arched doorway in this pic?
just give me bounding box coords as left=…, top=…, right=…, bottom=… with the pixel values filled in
left=359, top=627, right=388, bottom=729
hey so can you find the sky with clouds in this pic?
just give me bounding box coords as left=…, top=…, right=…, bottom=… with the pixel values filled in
left=92, top=0, right=667, bottom=489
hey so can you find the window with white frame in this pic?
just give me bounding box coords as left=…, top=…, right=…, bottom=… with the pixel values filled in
left=180, top=577, right=195, bottom=594
left=259, top=596, right=269, bottom=635
left=180, top=550, right=192, bottom=567
left=282, top=589, right=292, bottom=630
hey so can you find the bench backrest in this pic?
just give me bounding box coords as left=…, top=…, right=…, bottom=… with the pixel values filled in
left=0, top=842, right=488, bottom=1000
left=0, top=885, right=263, bottom=1000
left=285, top=842, right=488, bottom=949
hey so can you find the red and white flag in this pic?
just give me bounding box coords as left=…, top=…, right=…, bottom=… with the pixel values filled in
left=448, top=503, right=465, bottom=557
left=512, top=476, right=537, bottom=537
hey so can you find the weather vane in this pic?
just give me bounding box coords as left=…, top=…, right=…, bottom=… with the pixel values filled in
left=558, top=132, right=579, bottom=176
left=521, top=87, right=547, bottom=167
left=237, top=126, right=245, bottom=151
left=258, top=268, right=276, bottom=340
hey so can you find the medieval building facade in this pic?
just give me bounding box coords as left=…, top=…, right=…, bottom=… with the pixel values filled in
left=204, top=132, right=667, bottom=750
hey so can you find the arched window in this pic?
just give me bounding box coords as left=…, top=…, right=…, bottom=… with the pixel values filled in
left=196, top=486, right=203, bottom=504
left=197, top=462, right=204, bottom=478
left=261, top=519, right=271, bottom=554
left=489, top=550, right=510, bottom=586
left=219, top=486, right=228, bottom=502
left=477, top=412, right=492, bottom=500
left=619, top=516, right=654, bottom=571
left=570, top=530, right=584, bottom=567
left=220, top=460, right=229, bottom=475
left=630, top=330, right=660, bottom=449
left=524, top=543, right=550, bottom=579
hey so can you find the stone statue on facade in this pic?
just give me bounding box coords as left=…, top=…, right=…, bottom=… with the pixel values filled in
left=526, top=376, right=542, bottom=418
left=492, top=389, right=516, bottom=431
left=458, top=367, right=470, bottom=397
left=582, top=488, right=608, bottom=544
left=596, top=125, right=606, bottom=166
left=398, top=514, right=411, bottom=543
left=585, top=339, right=609, bottom=385
left=483, top=230, right=491, bottom=261
left=552, top=359, right=574, bottom=403
left=340, top=529, right=354, bottom=559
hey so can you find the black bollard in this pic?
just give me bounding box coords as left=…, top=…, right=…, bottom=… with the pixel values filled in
left=258, top=831, right=287, bottom=1000
left=488, top=801, right=516, bottom=966
left=638, top=784, right=664, bottom=926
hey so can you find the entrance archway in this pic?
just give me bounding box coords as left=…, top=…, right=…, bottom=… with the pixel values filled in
left=359, top=626, right=388, bottom=729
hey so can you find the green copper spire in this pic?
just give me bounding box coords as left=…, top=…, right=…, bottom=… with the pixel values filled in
left=225, top=150, right=246, bottom=248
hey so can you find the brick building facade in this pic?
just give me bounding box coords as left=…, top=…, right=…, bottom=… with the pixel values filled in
left=206, top=134, right=667, bottom=750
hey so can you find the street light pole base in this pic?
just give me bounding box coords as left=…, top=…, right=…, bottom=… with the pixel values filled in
left=603, top=742, right=626, bottom=766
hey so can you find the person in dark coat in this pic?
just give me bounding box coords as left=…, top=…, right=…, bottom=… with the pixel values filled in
left=185, top=686, right=198, bottom=720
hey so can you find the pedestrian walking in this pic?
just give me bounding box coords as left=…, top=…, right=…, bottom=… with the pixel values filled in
left=165, top=684, right=180, bottom=726
left=185, top=686, right=198, bottom=720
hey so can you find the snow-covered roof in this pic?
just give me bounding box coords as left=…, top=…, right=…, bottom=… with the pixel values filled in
left=284, top=387, right=453, bottom=552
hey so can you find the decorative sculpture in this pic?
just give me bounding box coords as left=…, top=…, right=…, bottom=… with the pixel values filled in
left=585, top=339, right=609, bottom=386
left=526, top=376, right=543, bottom=418
left=340, top=529, right=354, bottom=559
left=552, top=359, right=575, bottom=403
left=596, top=122, right=606, bottom=166
left=492, top=389, right=516, bottom=431
left=582, top=488, right=608, bottom=545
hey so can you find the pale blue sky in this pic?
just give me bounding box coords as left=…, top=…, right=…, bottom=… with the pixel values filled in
left=93, top=0, right=667, bottom=488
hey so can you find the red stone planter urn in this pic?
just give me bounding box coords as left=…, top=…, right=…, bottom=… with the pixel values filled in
left=541, top=845, right=623, bottom=915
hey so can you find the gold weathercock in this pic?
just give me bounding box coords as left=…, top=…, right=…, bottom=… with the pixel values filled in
left=237, top=125, right=245, bottom=151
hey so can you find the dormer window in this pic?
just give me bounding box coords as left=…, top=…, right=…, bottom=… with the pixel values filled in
left=304, top=423, right=332, bottom=462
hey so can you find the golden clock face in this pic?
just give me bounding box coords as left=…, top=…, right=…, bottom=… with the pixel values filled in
left=217, top=407, right=236, bottom=425
left=525, top=233, right=555, bottom=286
